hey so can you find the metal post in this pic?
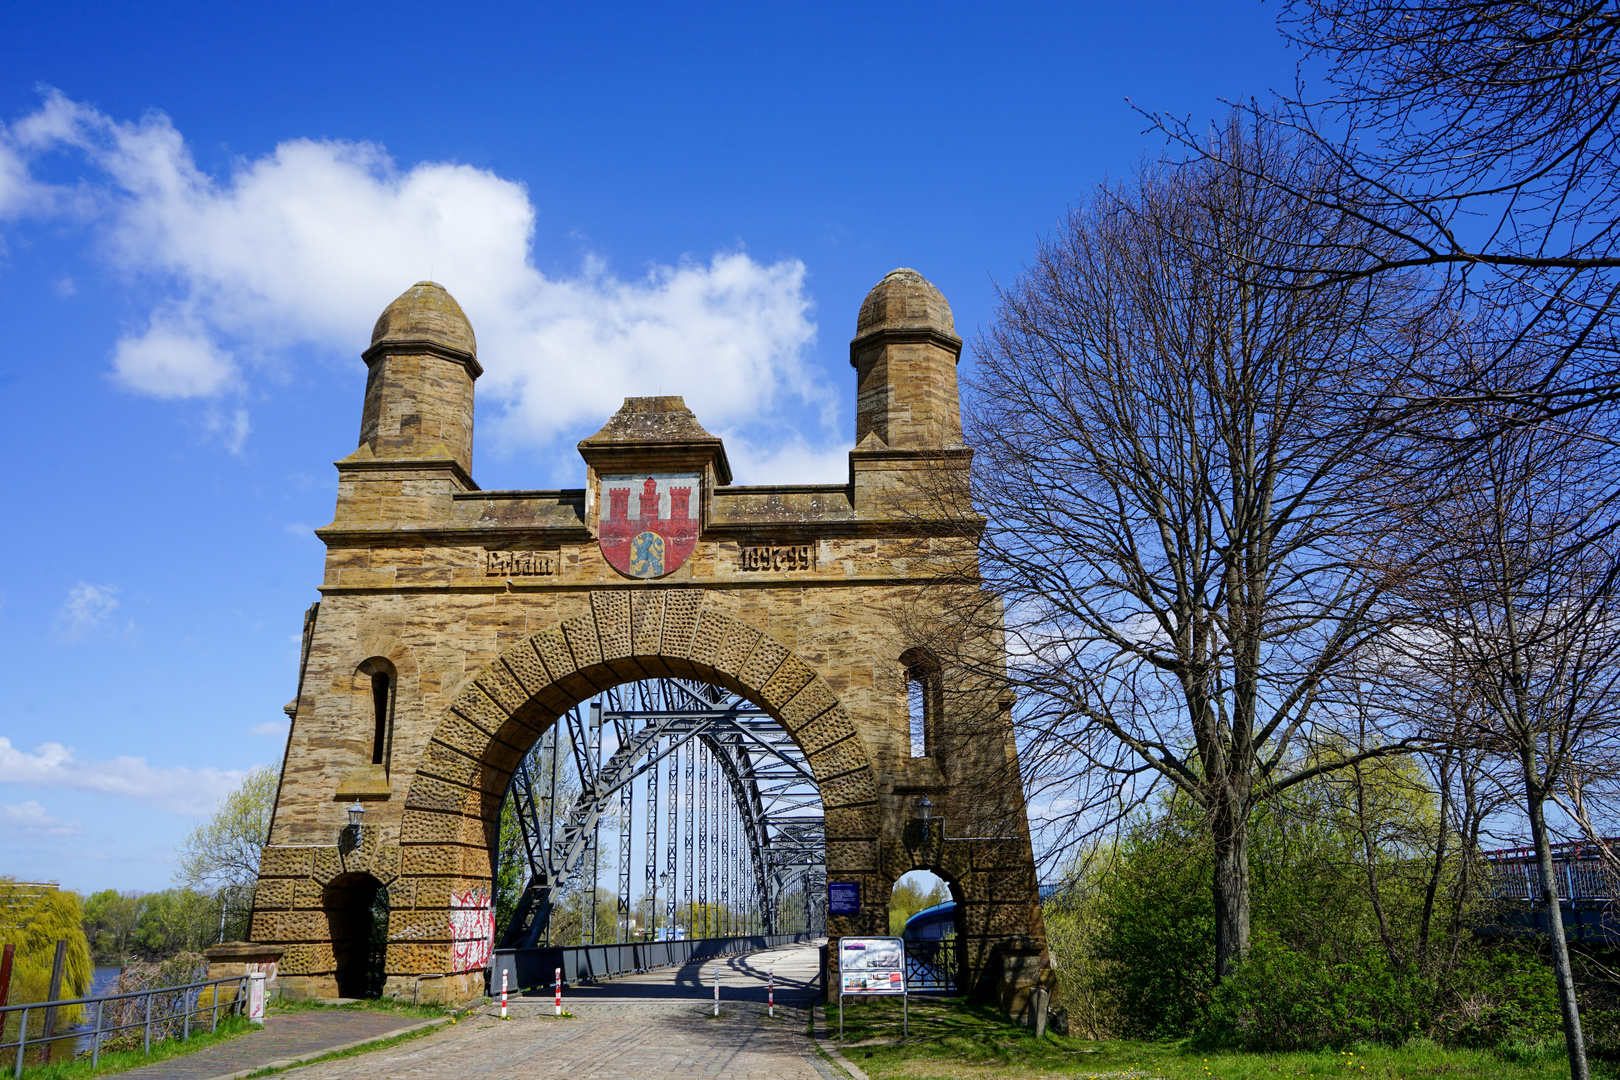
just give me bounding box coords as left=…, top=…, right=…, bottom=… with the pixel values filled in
left=646, top=748, right=659, bottom=944
left=546, top=724, right=558, bottom=946
left=713, top=964, right=719, bottom=1017
left=500, top=969, right=508, bottom=1020
left=667, top=729, right=679, bottom=935
left=14, top=1007, right=27, bottom=1079
left=554, top=967, right=562, bottom=1017
left=768, top=966, right=774, bottom=1017
left=183, top=986, right=192, bottom=1043
left=590, top=700, right=603, bottom=945
left=91, top=1000, right=103, bottom=1067
left=143, top=991, right=152, bottom=1055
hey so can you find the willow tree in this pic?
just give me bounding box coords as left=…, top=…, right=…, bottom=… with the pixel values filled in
left=923, top=117, right=1432, bottom=978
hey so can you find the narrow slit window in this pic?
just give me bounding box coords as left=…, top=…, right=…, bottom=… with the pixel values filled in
left=908, top=673, right=928, bottom=758
left=370, top=671, right=391, bottom=765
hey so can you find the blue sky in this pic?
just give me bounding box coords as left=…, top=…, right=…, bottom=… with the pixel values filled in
left=0, top=1, right=1298, bottom=892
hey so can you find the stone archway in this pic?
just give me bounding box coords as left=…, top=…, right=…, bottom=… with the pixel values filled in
left=246, top=270, right=1055, bottom=1015
left=391, top=592, right=879, bottom=1001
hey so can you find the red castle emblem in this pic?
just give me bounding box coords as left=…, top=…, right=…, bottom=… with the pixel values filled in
left=598, top=474, right=701, bottom=579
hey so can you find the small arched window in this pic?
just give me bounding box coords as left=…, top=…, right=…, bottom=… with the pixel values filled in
left=900, top=649, right=942, bottom=759
left=356, top=658, right=396, bottom=769
left=370, top=672, right=390, bottom=765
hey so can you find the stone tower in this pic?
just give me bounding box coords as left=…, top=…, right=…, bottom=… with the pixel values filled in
left=850, top=267, right=964, bottom=449
left=353, top=281, right=481, bottom=483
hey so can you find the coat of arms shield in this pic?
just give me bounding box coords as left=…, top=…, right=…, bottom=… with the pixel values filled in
left=598, top=473, right=701, bottom=578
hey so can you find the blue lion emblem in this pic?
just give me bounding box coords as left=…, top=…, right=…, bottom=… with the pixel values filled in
left=629, top=531, right=666, bottom=578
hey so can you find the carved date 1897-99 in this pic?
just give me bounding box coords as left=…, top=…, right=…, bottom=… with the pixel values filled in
left=739, top=544, right=816, bottom=572
left=486, top=549, right=557, bottom=576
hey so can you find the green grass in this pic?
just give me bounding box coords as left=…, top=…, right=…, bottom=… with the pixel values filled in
left=11, top=1013, right=257, bottom=1080
left=826, top=996, right=1604, bottom=1080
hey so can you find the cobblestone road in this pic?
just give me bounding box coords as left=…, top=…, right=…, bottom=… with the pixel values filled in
left=278, top=941, right=842, bottom=1080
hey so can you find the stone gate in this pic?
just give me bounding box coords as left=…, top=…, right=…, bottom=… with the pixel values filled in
left=249, top=268, right=1055, bottom=1014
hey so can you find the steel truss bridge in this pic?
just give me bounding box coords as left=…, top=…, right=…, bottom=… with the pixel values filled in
left=498, top=679, right=827, bottom=950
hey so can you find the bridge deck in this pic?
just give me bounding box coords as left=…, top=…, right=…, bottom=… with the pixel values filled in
left=277, top=941, right=837, bottom=1080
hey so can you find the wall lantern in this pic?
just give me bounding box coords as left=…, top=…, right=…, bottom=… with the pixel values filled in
left=342, top=800, right=365, bottom=850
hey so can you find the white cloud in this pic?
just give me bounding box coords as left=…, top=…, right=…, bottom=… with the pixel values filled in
left=0, top=800, right=81, bottom=836
left=112, top=306, right=236, bottom=397
left=0, top=91, right=841, bottom=482
left=55, top=582, right=119, bottom=639
left=0, top=737, right=245, bottom=816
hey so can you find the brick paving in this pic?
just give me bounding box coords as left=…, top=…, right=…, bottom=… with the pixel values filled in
left=110, top=1010, right=431, bottom=1080
left=275, top=942, right=842, bottom=1080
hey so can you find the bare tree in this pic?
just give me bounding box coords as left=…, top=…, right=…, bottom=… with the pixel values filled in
left=1154, top=1, right=1620, bottom=440
left=918, top=117, right=1432, bottom=979
left=1390, top=405, right=1620, bottom=1080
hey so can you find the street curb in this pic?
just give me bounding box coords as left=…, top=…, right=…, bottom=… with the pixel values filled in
left=200, top=1016, right=452, bottom=1080
left=810, top=1005, right=872, bottom=1080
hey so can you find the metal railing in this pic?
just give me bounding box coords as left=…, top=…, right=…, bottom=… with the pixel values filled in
left=1486, top=841, right=1620, bottom=902
left=493, top=931, right=813, bottom=995
left=0, top=973, right=250, bottom=1077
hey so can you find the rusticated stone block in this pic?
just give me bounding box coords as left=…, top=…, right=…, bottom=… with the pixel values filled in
left=796, top=708, right=859, bottom=755
left=387, top=876, right=416, bottom=910
left=476, top=662, right=528, bottom=714
left=593, top=591, right=632, bottom=659
left=715, top=621, right=762, bottom=678
left=256, top=878, right=294, bottom=910
left=399, top=809, right=460, bottom=844
left=373, top=845, right=402, bottom=883
left=759, top=654, right=816, bottom=711
left=660, top=590, right=703, bottom=657
left=450, top=685, right=508, bottom=735
left=739, top=635, right=790, bottom=691
left=561, top=613, right=602, bottom=670
left=293, top=880, right=323, bottom=909
left=405, top=774, right=470, bottom=814
left=631, top=591, right=665, bottom=656
left=278, top=943, right=315, bottom=974
left=688, top=609, right=728, bottom=667
left=501, top=642, right=552, bottom=696
left=310, top=847, right=342, bottom=885
left=530, top=629, right=576, bottom=684
left=258, top=846, right=314, bottom=878
left=779, top=679, right=839, bottom=731
left=418, top=742, right=478, bottom=787
left=433, top=715, right=489, bottom=759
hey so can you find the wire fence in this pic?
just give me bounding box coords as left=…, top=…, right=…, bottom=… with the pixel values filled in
left=0, top=973, right=250, bottom=1078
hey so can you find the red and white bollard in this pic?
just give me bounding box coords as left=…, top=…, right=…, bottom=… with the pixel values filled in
left=554, top=967, right=562, bottom=1017
left=500, top=969, right=509, bottom=1020
left=768, top=967, right=774, bottom=1018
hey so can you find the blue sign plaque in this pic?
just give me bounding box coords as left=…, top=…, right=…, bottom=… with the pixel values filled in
left=827, top=881, right=860, bottom=915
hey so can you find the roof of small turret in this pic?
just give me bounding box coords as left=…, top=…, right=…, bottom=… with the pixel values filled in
left=854, top=268, right=957, bottom=340
left=369, top=281, right=477, bottom=360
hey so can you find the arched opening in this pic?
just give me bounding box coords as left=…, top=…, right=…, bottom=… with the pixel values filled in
left=323, top=872, right=387, bottom=999
left=891, top=868, right=963, bottom=992
left=491, top=677, right=827, bottom=952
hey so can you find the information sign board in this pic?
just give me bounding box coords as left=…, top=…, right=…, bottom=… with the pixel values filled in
left=827, top=881, right=860, bottom=915
left=838, top=936, right=907, bottom=996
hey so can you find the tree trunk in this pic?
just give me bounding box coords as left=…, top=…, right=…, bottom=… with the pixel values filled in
left=1212, top=802, right=1251, bottom=980
left=1526, top=779, right=1590, bottom=1080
